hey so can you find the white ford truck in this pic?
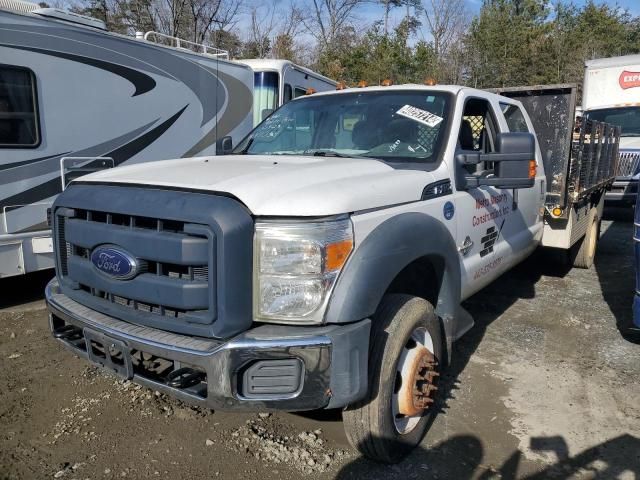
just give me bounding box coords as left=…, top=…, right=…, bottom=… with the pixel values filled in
left=45, top=83, right=619, bottom=462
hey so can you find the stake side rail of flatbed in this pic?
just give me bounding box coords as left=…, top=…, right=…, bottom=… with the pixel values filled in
left=489, top=84, right=620, bottom=218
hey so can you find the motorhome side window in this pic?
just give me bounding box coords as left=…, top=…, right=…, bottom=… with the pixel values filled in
left=500, top=102, right=530, bottom=133
left=0, top=66, right=39, bottom=147
left=457, top=98, right=498, bottom=172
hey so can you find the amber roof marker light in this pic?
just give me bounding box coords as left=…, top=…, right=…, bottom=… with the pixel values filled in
left=381, top=79, right=393, bottom=86
left=336, top=81, right=348, bottom=90
left=357, top=80, right=368, bottom=88
left=305, top=87, right=316, bottom=95
left=424, top=77, right=437, bottom=86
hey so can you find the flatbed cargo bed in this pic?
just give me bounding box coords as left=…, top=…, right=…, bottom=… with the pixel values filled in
left=490, top=84, right=620, bottom=211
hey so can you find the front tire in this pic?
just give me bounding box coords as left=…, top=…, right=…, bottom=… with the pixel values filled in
left=342, top=294, right=443, bottom=463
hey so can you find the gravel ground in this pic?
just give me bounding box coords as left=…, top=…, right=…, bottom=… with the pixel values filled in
left=1, top=213, right=639, bottom=480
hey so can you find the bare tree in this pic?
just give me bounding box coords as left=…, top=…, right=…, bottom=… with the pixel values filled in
left=271, top=4, right=304, bottom=60
left=189, top=0, right=242, bottom=45
left=244, top=3, right=276, bottom=58
left=422, top=0, right=466, bottom=57
left=301, top=0, right=364, bottom=49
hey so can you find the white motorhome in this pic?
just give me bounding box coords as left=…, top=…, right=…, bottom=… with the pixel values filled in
left=0, top=0, right=335, bottom=278
left=239, top=59, right=336, bottom=125
left=583, top=54, right=640, bottom=205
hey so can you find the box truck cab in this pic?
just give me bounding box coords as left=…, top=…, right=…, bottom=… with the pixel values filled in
left=583, top=55, right=640, bottom=205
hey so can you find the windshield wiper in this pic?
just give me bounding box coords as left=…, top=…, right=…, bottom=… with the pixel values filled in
left=304, top=149, right=365, bottom=158
left=307, top=150, right=350, bottom=158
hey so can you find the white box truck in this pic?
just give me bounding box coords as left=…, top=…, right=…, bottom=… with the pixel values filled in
left=583, top=54, right=640, bottom=205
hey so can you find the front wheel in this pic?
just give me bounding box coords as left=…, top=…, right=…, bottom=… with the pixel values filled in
left=342, top=294, right=443, bottom=463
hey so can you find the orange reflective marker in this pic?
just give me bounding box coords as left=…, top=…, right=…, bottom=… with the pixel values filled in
left=326, top=239, right=353, bottom=271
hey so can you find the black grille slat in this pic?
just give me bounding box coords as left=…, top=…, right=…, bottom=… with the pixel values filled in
left=617, top=151, right=640, bottom=178
left=57, top=216, right=69, bottom=276
left=64, top=218, right=209, bottom=267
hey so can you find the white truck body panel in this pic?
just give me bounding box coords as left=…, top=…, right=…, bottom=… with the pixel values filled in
left=541, top=195, right=605, bottom=249
left=583, top=54, right=640, bottom=111
left=583, top=55, right=640, bottom=151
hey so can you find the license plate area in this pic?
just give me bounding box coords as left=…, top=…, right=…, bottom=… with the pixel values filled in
left=83, top=328, right=133, bottom=379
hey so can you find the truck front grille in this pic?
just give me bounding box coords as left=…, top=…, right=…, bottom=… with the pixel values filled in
left=617, top=151, right=640, bottom=178
left=52, top=185, right=254, bottom=339
left=55, top=207, right=215, bottom=334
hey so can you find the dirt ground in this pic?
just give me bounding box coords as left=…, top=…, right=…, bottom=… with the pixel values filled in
left=1, top=212, right=639, bottom=480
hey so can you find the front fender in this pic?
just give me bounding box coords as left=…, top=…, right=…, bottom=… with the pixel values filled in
left=325, top=211, right=467, bottom=354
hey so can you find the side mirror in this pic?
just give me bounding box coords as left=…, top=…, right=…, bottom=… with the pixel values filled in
left=456, top=132, right=536, bottom=190
left=216, top=136, right=233, bottom=155
left=261, top=108, right=274, bottom=121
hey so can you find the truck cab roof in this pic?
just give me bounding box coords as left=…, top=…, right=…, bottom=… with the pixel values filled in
left=304, top=84, right=519, bottom=105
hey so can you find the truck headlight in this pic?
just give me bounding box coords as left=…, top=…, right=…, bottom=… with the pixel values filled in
left=254, top=218, right=353, bottom=324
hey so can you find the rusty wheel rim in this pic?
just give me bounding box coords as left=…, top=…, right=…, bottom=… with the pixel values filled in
left=391, top=327, right=439, bottom=434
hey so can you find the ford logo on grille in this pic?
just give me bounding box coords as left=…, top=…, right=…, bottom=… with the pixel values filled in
left=90, top=245, right=138, bottom=280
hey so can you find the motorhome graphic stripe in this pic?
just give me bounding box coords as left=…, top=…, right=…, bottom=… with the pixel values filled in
left=105, top=105, right=188, bottom=163
left=0, top=153, right=69, bottom=172
left=0, top=44, right=156, bottom=97
left=0, top=106, right=187, bottom=210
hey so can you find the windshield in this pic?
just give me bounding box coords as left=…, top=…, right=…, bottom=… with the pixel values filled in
left=253, top=71, right=279, bottom=126
left=235, top=90, right=452, bottom=163
left=584, top=106, right=640, bottom=137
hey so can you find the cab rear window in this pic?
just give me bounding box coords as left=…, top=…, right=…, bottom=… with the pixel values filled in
left=500, top=102, right=530, bottom=133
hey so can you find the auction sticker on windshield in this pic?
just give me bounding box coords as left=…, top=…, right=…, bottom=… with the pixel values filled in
left=396, top=105, right=443, bottom=128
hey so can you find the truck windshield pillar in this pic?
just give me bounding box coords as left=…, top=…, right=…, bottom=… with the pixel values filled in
left=253, top=71, right=279, bottom=125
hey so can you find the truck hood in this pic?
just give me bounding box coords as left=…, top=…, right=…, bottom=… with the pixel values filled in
left=79, top=155, right=434, bottom=216
left=619, top=137, right=640, bottom=150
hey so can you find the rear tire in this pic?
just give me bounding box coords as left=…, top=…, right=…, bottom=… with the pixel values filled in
left=573, top=211, right=599, bottom=269
left=342, top=294, right=443, bottom=463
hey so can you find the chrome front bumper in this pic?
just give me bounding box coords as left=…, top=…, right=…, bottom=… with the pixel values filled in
left=45, top=279, right=370, bottom=411
left=605, top=179, right=638, bottom=205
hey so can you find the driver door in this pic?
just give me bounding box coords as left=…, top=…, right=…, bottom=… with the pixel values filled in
left=454, top=96, right=513, bottom=298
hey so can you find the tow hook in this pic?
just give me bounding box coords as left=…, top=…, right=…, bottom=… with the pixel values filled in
left=52, top=324, right=83, bottom=340
left=166, top=367, right=204, bottom=389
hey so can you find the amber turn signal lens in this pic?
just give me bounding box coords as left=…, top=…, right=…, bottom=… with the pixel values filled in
left=326, top=239, right=353, bottom=271
left=529, top=160, right=537, bottom=179
left=552, top=207, right=563, bottom=217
